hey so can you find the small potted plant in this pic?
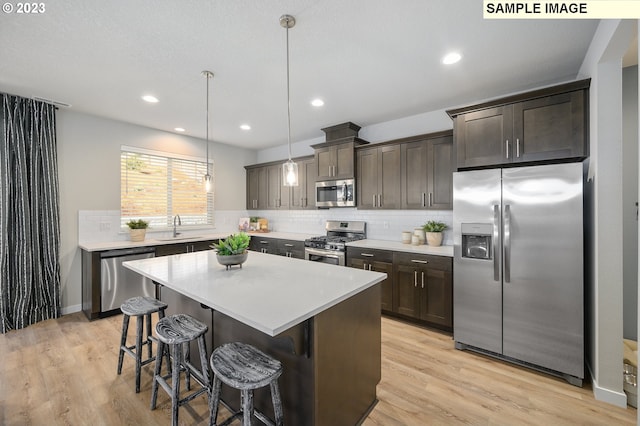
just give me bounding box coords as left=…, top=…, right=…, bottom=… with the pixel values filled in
left=422, top=220, right=447, bottom=246
left=211, top=232, right=251, bottom=269
left=126, top=219, right=149, bottom=242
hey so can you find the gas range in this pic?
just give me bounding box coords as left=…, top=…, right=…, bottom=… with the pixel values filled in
left=304, top=220, right=366, bottom=266
left=304, top=234, right=366, bottom=251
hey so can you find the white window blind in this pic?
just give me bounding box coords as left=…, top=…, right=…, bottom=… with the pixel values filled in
left=120, top=147, right=213, bottom=228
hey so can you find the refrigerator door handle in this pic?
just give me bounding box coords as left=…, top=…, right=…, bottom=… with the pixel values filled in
left=504, top=204, right=511, bottom=283
left=493, top=204, right=500, bottom=281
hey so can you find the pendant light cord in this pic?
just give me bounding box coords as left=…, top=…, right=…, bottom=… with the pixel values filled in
left=206, top=72, right=210, bottom=172
left=286, top=20, right=292, bottom=161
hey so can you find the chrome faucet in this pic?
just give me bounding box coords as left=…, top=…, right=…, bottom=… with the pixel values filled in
left=173, top=214, right=181, bottom=237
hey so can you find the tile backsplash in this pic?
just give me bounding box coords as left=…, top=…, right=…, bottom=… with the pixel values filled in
left=78, top=209, right=453, bottom=245
left=243, top=209, right=453, bottom=245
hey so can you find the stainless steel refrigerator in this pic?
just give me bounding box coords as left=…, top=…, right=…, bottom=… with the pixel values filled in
left=453, top=162, right=584, bottom=386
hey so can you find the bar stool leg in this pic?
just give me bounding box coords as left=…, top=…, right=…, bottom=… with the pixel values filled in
left=145, top=313, right=153, bottom=359
left=209, top=376, right=222, bottom=426
left=270, top=379, right=284, bottom=426
left=134, top=314, right=144, bottom=393
left=171, top=343, right=182, bottom=426
left=197, top=335, right=210, bottom=389
left=241, top=389, right=253, bottom=426
left=150, top=341, right=164, bottom=410
left=117, top=314, right=130, bottom=375
left=184, top=342, right=191, bottom=391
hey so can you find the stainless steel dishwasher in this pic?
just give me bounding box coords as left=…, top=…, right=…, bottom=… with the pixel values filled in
left=100, top=247, right=156, bottom=312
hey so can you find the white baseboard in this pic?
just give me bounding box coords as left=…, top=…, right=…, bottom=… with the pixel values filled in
left=61, top=304, right=82, bottom=315
left=588, top=364, right=629, bottom=408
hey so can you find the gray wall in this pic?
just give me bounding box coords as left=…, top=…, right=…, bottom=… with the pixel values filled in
left=623, top=65, right=638, bottom=340
left=56, top=110, right=256, bottom=313
left=578, top=19, right=638, bottom=407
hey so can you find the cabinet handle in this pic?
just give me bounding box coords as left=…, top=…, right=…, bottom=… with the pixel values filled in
left=428, top=193, right=433, bottom=207
left=379, top=194, right=383, bottom=207
left=505, top=139, right=510, bottom=159
left=284, top=243, right=294, bottom=247
left=361, top=253, right=374, bottom=257
left=421, top=193, right=426, bottom=207
left=411, top=259, right=429, bottom=264
left=516, top=138, right=520, bottom=158
left=363, top=263, right=368, bottom=270
left=421, top=271, right=425, bottom=289
left=373, top=194, right=377, bottom=207
left=260, top=241, right=268, bottom=244
left=414, top=270, right=418, bottom=287
left=368, top=264, right=372, bottom=271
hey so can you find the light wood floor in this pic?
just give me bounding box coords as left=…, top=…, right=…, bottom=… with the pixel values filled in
left=0, top=312, right=635, bottom=425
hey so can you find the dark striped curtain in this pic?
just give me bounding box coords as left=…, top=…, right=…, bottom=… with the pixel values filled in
left=0, top=93, right=60, bottom=333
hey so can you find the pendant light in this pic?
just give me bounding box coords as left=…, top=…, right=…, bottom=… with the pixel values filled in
left=281, top=14, right=298, bottom=187
left=202, top=70, right=213, bottom=192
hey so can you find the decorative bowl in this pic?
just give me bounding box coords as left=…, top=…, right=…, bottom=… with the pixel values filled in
left=216, top=252, right=248, bottom=270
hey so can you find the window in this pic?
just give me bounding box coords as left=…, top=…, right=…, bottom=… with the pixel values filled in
left=120, top=146, right=213, bottom=228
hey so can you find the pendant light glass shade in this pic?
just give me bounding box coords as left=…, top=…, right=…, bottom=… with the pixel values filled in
left=203, top=173, right=212, bottom=192
left=281, top=14, right=298, bottom=187
left=283, top=159, right=298, bottom=186
left=202, top=70, right=214, bottom=192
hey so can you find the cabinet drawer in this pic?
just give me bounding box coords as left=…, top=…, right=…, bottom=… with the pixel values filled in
left=249, top=237, right=275, bottom=253
left=346, top=247, right=393, bottom=263
left=392, top=252, right=452, bottom=271
left=277, top=239, right=305, bottom=259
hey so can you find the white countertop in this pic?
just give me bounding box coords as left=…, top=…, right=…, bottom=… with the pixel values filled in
left=79, top=231, right=317, bottom=252
left=123, top=250, right=386, bottom=337
left=346, top=239, right=453, bottom=257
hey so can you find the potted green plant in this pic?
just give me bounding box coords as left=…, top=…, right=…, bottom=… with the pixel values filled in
left=422, top=220, right=447, bottom=246
left=211, top=232, right=251, bottom=269
left=126, top=219, right=149, bottom=242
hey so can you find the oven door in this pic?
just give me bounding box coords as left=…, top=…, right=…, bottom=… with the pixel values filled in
left=304, top=247, right=345, bottom=266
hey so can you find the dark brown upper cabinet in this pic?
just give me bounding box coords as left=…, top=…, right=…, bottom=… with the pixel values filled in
left=357, top=144, right=402, bottom=209
left=448, top=79, right=590, bottom=170
left=400, top=131, right=453, bottom=210
left=312, top=122, right=369, bottom=180
left=289, top=157, right=316, bottom=209
left=245, top=155, right=315, bottom=210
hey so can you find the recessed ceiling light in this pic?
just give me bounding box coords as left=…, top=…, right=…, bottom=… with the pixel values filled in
left=311, top=99, right=324, bottom=107
left=240, top=124, right=251, bottom=130
left=142, top=95, right=159, bottom=103
left=174, top=127, right=185, bottom=132
left=442, top=52, right=462, bottom=65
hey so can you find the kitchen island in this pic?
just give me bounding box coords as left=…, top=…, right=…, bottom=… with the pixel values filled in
left=124, top=250, right=386, bottom=425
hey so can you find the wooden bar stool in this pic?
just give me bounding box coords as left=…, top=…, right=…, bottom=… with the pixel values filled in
left=209, top=342, right=284, bottom=426
left=150, top=313, right=211, bottom=426
left=117, top=296, right=169, bottom=393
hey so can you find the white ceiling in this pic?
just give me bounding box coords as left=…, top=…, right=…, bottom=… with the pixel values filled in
left=0, top=1, right=600, bottom=150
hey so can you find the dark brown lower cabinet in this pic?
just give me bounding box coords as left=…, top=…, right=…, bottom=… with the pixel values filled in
left=154, top=240, right=216, bottom=256
left=346, top=247, right=393, bottom=312
left=248, top=236, right=305, bottom=259
left=276, top=239, right=305, bottom=259
left=392, top=252, right=452, bottom=331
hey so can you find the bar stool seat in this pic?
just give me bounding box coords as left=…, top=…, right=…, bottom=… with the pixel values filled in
left=117, top=296, right=168, bottom=393
left=151, top=314, right=211, bottom=426
left=209, top=342, right=284, bottom=426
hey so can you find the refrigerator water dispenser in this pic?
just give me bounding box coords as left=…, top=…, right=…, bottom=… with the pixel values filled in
left=461, top=223, right=492, bottom=260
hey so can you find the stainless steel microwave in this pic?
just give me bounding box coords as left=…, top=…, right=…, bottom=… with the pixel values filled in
left=315, top=179, right=355, bottom=208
